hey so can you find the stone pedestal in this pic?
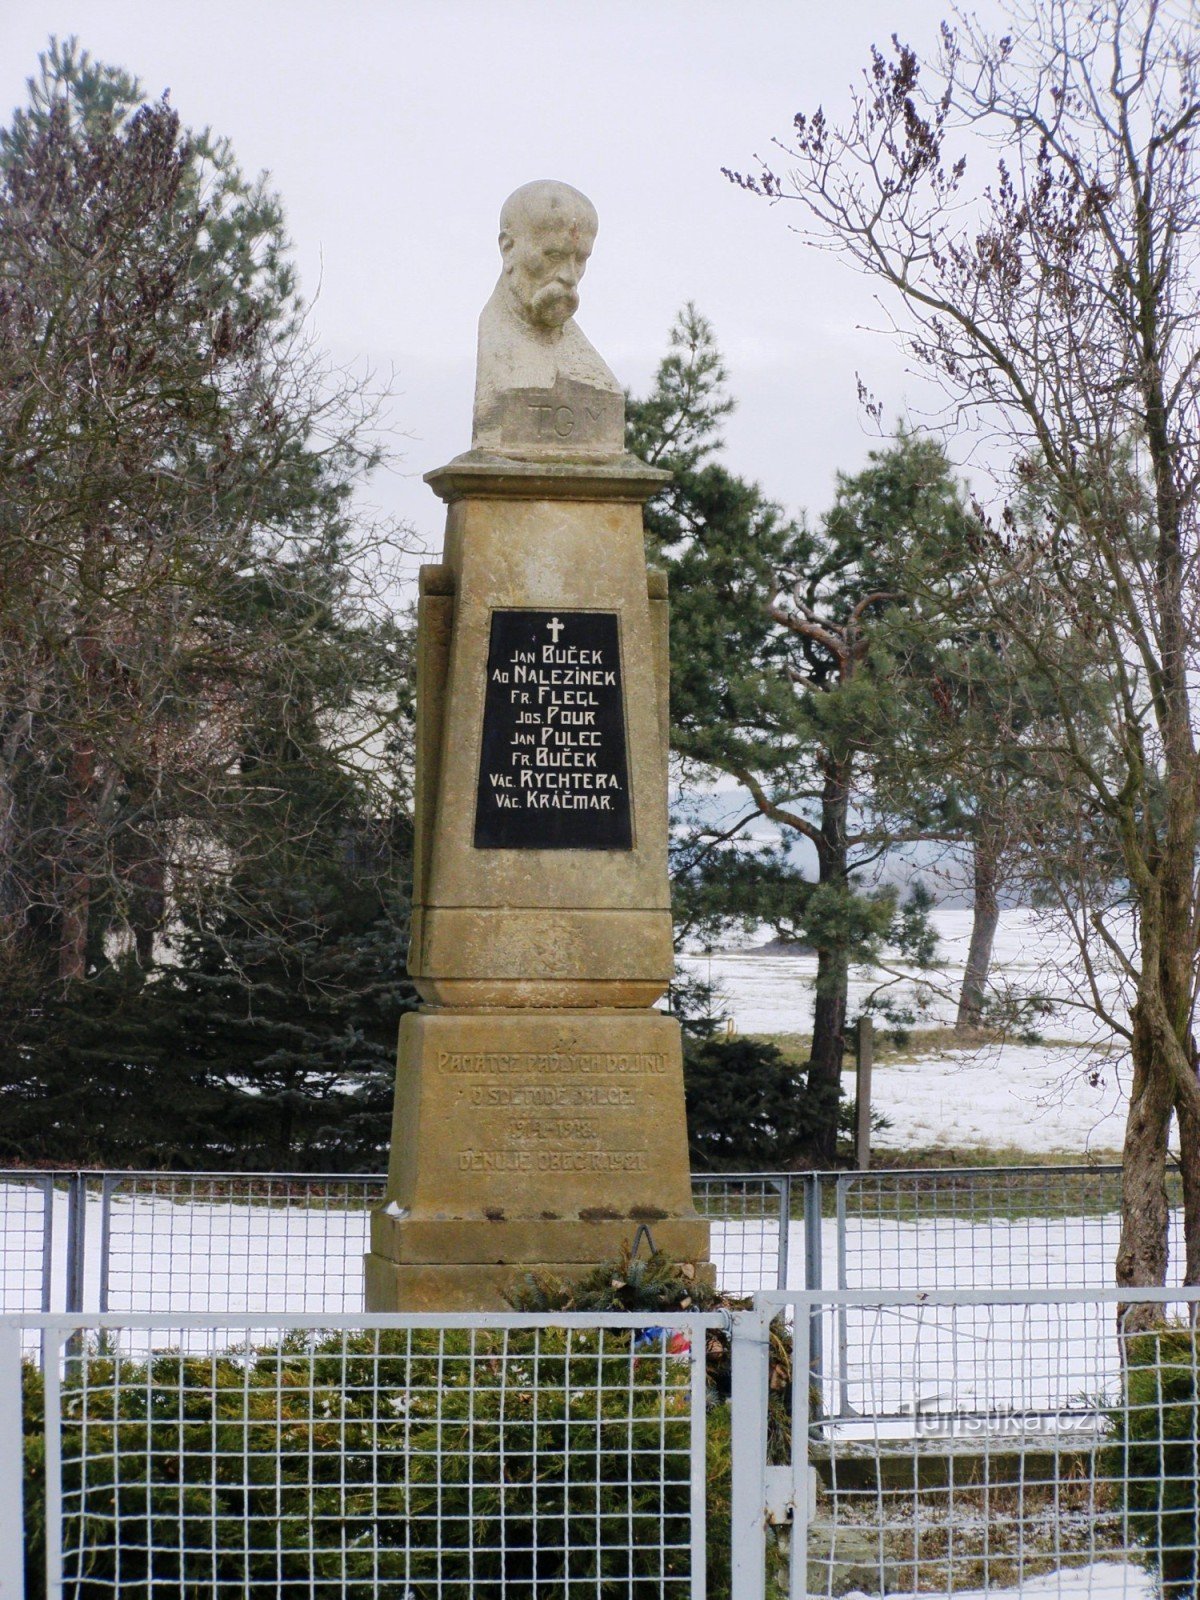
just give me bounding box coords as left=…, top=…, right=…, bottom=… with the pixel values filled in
left=364, top=1008, right=705, bottom=1310
left=364, top=453, right=710, bottom=1310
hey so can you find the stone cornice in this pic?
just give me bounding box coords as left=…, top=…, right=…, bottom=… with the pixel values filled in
left=425, top=450, right=671, bottom=505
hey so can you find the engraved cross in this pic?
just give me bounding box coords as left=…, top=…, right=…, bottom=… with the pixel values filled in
left=546, top=616, right=565, bottom=643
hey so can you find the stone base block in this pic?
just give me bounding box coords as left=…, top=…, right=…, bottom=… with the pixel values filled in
left=369, top=1210, right=709, bottom=1265
left=412, top=907, right=672, bottom=1009
left=365, top=1005, right=707, bottom=1311
left=364, top=1252, right=715, bottom=1313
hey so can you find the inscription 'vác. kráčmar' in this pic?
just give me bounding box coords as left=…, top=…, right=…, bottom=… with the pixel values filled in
left=474, top=609, right=632, bottom=849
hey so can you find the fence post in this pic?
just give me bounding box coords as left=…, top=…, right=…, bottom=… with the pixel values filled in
left=791, top=1298, right=812, bottom=1600
left=729, top=1304, right=772, bottom=1600
left=835, top=1176, right=852, bottom=1418
left=775, top=1175, right=791, bottom=1290
left=854, top=1017, right=874, bottom=1171
left=802, top=1173, right=824, bottom=1394
left=0, top=1325, right=24, bottom=1600
left=39, top=1176, right=53, bottom=1315
left=64, top=1174, right=86, bottom=1314
left=802, top=1174, right=822, bottom=1292
left=98, top=1174, right=116, bottom=1314
left=42, top=1330, right=62, bottom=1598
left=64, top=1173, right=88, bottom=1374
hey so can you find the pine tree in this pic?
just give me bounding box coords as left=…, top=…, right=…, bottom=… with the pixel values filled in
left=629, top=309, right=942, bottom=1163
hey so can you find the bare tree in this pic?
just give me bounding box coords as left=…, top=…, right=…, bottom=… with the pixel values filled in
left=729, top=0, right=1200, bottom=1294
left=0, top=43, right=404, bottom=1002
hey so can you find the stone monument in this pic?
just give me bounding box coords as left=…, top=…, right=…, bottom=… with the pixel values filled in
left=364, top=180, right=709, bottom=1310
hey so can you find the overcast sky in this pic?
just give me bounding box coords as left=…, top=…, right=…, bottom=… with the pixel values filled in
left=1, top=1, right=1002, bottom=573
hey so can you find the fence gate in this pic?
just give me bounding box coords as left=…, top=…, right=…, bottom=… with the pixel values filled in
left=730, top=1285, right=1200, bottom=1600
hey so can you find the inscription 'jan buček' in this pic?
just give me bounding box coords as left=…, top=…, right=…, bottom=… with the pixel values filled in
left=474, top=609, right=632, bottom=849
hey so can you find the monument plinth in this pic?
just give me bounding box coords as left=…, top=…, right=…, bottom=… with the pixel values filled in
left=365, top=181, right=709, bottom=1311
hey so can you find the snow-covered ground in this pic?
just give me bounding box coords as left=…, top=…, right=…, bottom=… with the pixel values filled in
left=883, top=1567, right=1153, bottom=1600
left=678, top=907, right=1163, bottom=1155
left=679, top=908, right=1124, bottom=1039
left=847, top=1041, right=1137, bottom=1154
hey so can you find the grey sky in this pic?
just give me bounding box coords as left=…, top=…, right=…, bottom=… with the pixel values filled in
left=1, top=1, right=987, bottom=567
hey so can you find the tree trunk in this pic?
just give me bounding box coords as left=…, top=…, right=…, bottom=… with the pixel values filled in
left=1117, top=897, right=1197, bottom=1326
left=807, top=758, right=852, bottom=1166
left=1119, top=223, right=1199, bottom=1307
left=58, top=736, right=94, bottom=984
left=955, top=830, right=1001, bottom=1035
left=1116, top=1000, right=1175, bottom=1298
left=0, top=760, right=18, bottom=930
left=1175, top=1074, right=1200, bottom=1296
left=129, top=842, right=166, bottom=970
left=809, top=947, right=848, bottom=1164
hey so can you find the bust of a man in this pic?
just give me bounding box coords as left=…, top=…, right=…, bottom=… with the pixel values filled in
left=472, top=179, right=624, bottom=459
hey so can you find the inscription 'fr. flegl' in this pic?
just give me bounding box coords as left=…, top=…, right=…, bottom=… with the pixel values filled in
left=474, top=609, right=633, bottom=850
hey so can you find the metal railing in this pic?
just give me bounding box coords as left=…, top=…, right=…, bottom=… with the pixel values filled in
left=731, top=1285, right=1200, bottom=1600
left=7, top=1289, right=1200, bottom=1598
left=7, top=1309, right=715, bottom=1599
left=0, top=1163, right=1185, bottom=1320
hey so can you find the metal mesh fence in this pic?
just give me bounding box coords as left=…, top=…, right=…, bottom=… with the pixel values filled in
left=0, top=1173, right=52, bottom=1314
left=98, top=1173, right=385, bottom=1314
left=834, top=1166, right=1145, bottom=1291
left=691, top=1173, right=792, bottom=1295
left=31, top=1312, right=711, bottom=1598
left=9, top=1294, right=1200, bottom=1599
left=828, top=1167, right=1185, bottom=1420
left=0, top=1165, right=1183, bottom=1324
left=765, top=1287, right=1200, bottom=1600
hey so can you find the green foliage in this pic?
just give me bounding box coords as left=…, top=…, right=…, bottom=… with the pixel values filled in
left=630, top=310, right=945, bottom=1163
left=506, top=1244, right=726, bottom=1314
left=21, top=1248, right=801, bottom=1597
left=21, top=1326, right=717, bottom=1598
left=0, top=37, right=414, bottom=1167
left=629, top=307, right=799, bottom=785
left=1107, top=1324, right=1200, bottom=1600
left=683, top=1035, right=819, bottom=1170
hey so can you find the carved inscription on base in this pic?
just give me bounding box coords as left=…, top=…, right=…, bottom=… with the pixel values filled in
left=439, top=1048, right=662, bottom=1178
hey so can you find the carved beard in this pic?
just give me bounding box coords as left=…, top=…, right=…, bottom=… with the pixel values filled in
left=527, top=280, right=579, bottom=328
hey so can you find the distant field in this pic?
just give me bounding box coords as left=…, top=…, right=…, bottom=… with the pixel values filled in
left=678, top=909, right=1160, bottom=1160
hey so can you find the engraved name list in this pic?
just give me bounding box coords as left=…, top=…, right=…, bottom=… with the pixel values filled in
left=473, top=609, right=633, bottom=849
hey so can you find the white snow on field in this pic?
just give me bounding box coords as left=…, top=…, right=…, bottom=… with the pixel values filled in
left=679, top=908, right=1117, bottom=1038
left=679, top=907, right=1164, bottom=1154
left=883, top=1565, right=1153, bottom=1600
left=849, top=1041, right=1137, bottom=1154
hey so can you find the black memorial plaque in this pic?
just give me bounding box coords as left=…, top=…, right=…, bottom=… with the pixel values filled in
left=474, top=608, right=633, bottom=850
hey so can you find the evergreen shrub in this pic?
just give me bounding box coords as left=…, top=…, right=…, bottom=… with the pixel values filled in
left=21, top=1253, right=793, bottom=1597
left=1107, top=1322, right=1200, bottom=1600
left=684, top=1034, right=821, bottom=1169
left=22, top=1320, right=708, bottom=1597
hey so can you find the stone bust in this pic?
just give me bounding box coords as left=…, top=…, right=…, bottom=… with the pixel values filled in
left=472, top=179, right=625, bottom=459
